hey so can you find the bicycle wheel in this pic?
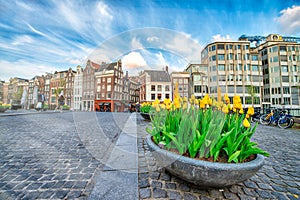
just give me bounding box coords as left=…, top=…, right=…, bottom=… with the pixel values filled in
left=260, top=114, right=271, bottom=125
left=278, top=117, right=292, bottom=129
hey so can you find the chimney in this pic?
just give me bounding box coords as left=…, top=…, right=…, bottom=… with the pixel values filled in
left=165, top=66, right=168, bottom=72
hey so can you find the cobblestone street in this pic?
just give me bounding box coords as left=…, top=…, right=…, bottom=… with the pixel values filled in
left=0, top=112, right=299, bottom=199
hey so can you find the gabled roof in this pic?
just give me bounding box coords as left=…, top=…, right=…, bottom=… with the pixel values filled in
left=90, top=61, right=101, bottom=69
left=96, top=62, right=117, bottom=72
left=144, top=70, right=170, bottom=82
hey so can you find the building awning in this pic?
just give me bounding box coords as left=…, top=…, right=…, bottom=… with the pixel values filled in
left=104, top=103, right=111, bottom=106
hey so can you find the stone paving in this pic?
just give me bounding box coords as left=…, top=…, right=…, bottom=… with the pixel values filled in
left=0, top=111, right=299, bottom=200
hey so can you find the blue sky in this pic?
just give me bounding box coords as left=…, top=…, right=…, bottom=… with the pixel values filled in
left=1, top=0, right=300, bottom=81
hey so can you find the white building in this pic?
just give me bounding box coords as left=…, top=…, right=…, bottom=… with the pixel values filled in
left=73, top=65, right=83, bottom=111
left=139, top=68, right=171, bottom=102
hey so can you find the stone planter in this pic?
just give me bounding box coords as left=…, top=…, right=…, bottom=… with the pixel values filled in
left=0, top=107, right=7, bottom=113
left=140, top=112, right=151, bottom=120
left=146, top=135, right=264, bottom=188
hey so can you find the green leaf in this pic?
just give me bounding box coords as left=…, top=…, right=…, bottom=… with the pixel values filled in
left=228, top=151, right=241, bottom=163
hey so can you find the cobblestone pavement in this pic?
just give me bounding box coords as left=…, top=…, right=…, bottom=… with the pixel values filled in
left=137, top=116, right=300, bottom=200
left=0, top=112, right=299, bottom=200
left=0, top=112, right=127, bottom=200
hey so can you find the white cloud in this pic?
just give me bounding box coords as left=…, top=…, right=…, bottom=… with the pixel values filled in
left=155, top=52, right=168, bottom=67
left=131, top=37, right=144, bottom=49
left=96, top=1, right=113, bottom=21
left=211, top=34, right=233, bottom=42
left=12, top=35, right=34, bottom=46
left=147, top=36, right=159, bottom=42
left=122, top=52, right=147, bottom=70
left=276, top=5, right=300, bottom=35
left=0, top=60, right=59, bottom=81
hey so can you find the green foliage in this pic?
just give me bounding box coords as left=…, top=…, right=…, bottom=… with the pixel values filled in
left=146, top=106, right=269, bottom=163
left=140, top=104, right=151, bottom=113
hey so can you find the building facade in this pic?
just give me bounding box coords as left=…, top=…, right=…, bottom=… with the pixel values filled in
left=201, top=41, right=263, bottom=108
left=170, top=72, right=190, bottom=99
left=255, top=34, right=300, bottom=109
left=184, top=63, right=208, bottom=99
left=94, top=60, right=123, bottom=112
left=73, top=65, right=83, bottom=111
left=139, top=68, right=171, bottom=102
left=82, top=60, right=100, bottom=111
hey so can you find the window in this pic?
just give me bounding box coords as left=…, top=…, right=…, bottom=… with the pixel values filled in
left=211, top=45, right=216, bottom=51
left=228, top=86, right=234, bottom=93
left=107, top=93, right=111, bottom=99
left=219, top=75, right=226, bottom=81
left=151, top=94, right=155, bottom=100
left=184, top=79, right=188, bottom=84
left=165, top=85, right=170, bottom=91
left=282, top=76, right=289, bottom=82
left=244, top=54, right=250, bottom=60
left=165, top=94, right=170, bottom=99
left=280, top=55, right=287, bottom=62
left=281, top=65, right=288, bottom=72
left=102, top=85, right=105, bottom=89
left=107, top=78, right=111, bottom=83
left=236, top=86, right=243, bottom=93
left=227, top=53, right=233, bottom=60
left=97, top=86, right=101, bottom=92
left=252, top=65, right=259, bottom=71
left=218, top=54, right=225, bottom=60
left=157, top=85, right=162, bottom=91
left=211, top=55, right=216, bottom=61
left=226, top=44, right=233, bottom=50
left=217, top=44, right=224, bottom=50
left=157, top=93, right=162, bottom=100
left=194, top=86, right=201, bottom=93
left=218, top=64, right=225, bottom=71
left=151, top=85, right=155, bottom=91
left=107, top=85, right=111, bottom=91
left=280, top=46, right=287, bottom=52
left=283, top=87, right=290, bottom=94
left=244, top=65, right=250, bottom=71
left=251, top=55, right=258, bottom=61
left=102, top=77, right=105, bottom=82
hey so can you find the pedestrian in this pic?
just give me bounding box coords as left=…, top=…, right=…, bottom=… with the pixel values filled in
left=58, top=94, right=65, bottom=112
left=37, top=91, right=44, bottom=111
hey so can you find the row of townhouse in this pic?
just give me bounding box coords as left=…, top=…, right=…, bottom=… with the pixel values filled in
left=1, top=33, right=299, bottom=111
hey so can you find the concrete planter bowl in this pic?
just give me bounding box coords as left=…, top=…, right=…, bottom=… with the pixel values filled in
left=140, top=112, right=151, bottom=120
left=146, top=135, right=264, bottom=188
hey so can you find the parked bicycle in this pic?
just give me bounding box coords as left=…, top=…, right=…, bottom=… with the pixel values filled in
left=260, top=108, right=294, bottom=129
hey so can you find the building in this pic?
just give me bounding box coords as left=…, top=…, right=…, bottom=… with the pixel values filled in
left=139, top=68, right=171, bottom=102
left=201, top=40, right=263, bottom=108
left=7, top=77, right=29, bottom=105
left=170, top=71, right=190, bottom=99
left=184, top=63, right=208, bottom=99
left=73, top=65, right=83, bottom=111
left=129, top=76, right=140, bottom=104
left=50, top=70, right=69, bottom=109
left=82, top=60, right=100, bottom=111
left=65, top=68, right=76, bottom=109
left=44, top=73, right=53, bottom=108
left=94, top=60, right=123, bottom=112
left=252, top=34, right=300, bottom=109
left=0, top=80, right=4, bottom=103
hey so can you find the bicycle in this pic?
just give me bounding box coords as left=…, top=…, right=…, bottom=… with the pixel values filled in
left=260, top=109, right=294, bottom=129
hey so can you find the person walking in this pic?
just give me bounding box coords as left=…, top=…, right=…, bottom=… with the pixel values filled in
left=58, top=94, right=65, bottom=112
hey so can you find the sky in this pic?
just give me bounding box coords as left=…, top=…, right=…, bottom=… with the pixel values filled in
left=1, top=0, right=300, bottom=81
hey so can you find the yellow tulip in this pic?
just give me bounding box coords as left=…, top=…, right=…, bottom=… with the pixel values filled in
left=183, top=96, right=188, bottom=102
left=164, top=98, right=171, bottom=105
left=243, top=118, right=250, bottom=128
left=239, top=108, right=244, bottom=114
left=194, top=99, right=199, bottom=106
left=223, top=94, right=230, bottom=104
left=247, top=107, right=254, bottom=116
left=182, top=102, right=188, bottom=110
left=246, top=114, right=250, bottom=119
left=222, top=105, right=229, bottom=114
left=160, top=104, right=165, bottom=109
left=156, top=106, right=161, bottom=112
left=233, top=95, right=241, bottom=104
left=166, top=103, right=172, bottom=110
left=174, top=98, right=181, bottom=109
left=199, top=99, right=206, bottom=109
